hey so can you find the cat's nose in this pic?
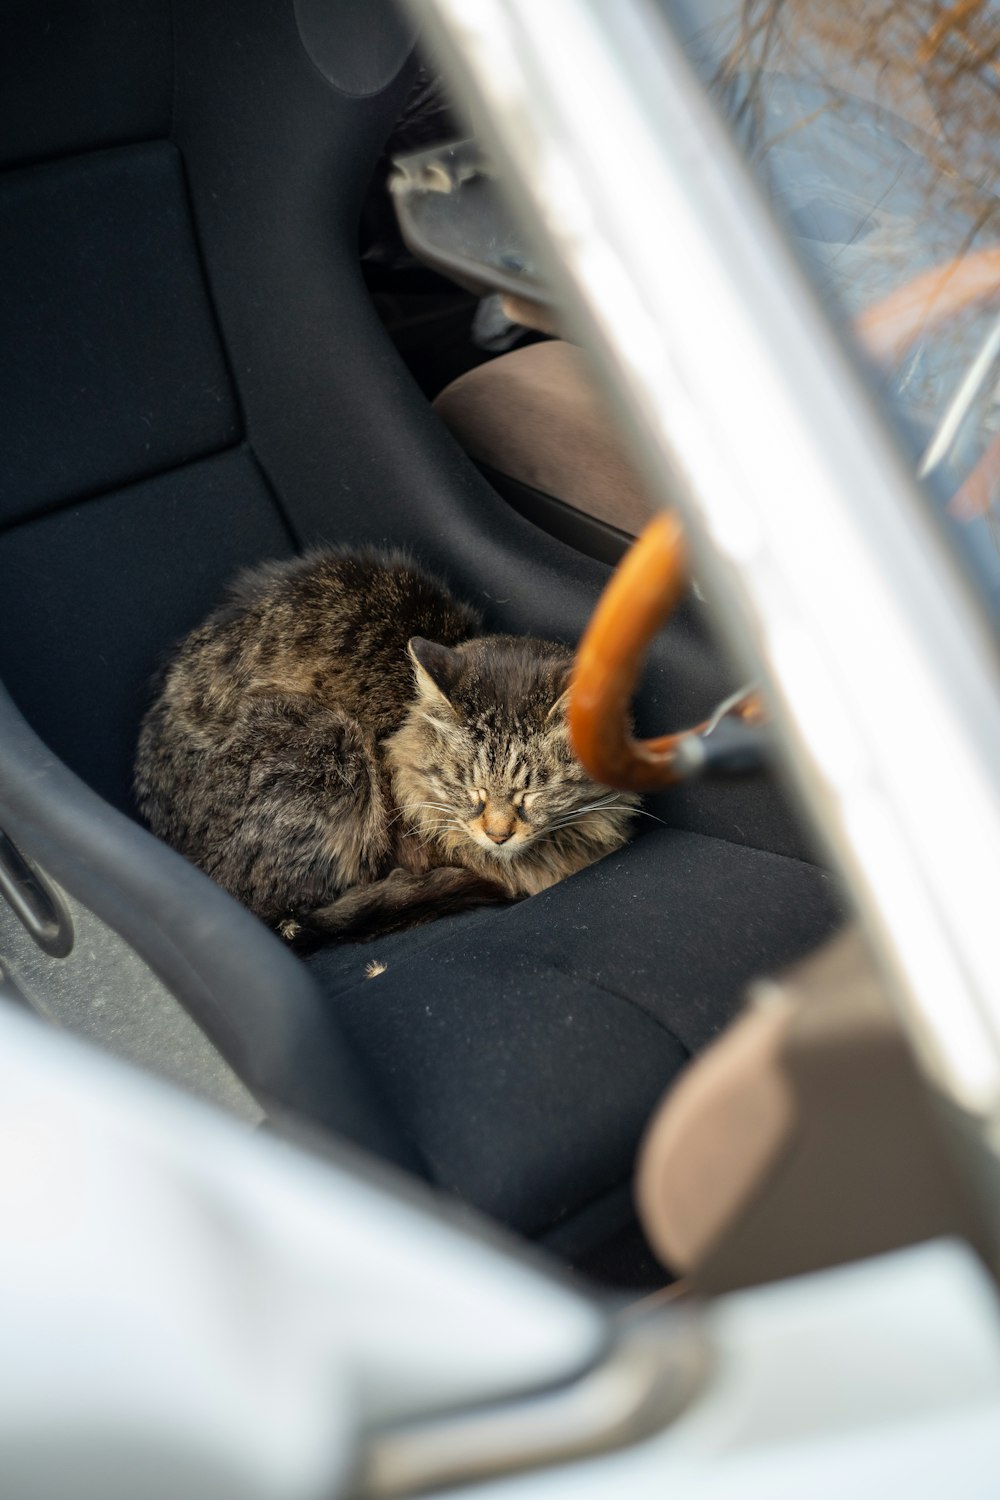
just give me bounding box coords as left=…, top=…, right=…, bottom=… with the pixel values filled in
left=486, top=829, right=513, bottom=844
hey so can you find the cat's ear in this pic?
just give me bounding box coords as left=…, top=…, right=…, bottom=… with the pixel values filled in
left=408, top=637, right=463, bottom=707
left=545, top=665, right=573, bottom=722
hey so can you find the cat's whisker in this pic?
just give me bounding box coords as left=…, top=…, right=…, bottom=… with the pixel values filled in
left=530, top=832, right=580, bottom=852
left=569, top=795, right=624, bottom=814
left=539, top=798, right=626, bottom=834
left=541, top=803, right=620, bottom=829
left=406, top=817, right=470, bottom=848
left=626, top=807, right=668, bottom=826
left=395, top=804, right=467, bottom=842
left=547, top=822, right=611, bottom=839
left=542, top=798, right=629, bottom=834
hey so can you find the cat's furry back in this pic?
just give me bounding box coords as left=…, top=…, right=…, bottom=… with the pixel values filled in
left=135, top=548, right=637, bottom=941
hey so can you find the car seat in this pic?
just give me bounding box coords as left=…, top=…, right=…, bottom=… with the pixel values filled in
left=434, top=339, right=657, bottom=566
left=0, top=0, right=842, bottom=1279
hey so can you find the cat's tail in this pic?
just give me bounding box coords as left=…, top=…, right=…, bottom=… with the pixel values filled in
left=288, top=865, right=515, bottom=945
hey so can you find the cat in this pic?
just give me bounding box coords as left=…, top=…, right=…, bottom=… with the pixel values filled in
left=134, top=548, right=638, bottom=942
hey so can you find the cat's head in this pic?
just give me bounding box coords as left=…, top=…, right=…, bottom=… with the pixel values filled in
left=386, top=634, right=637, bottom=878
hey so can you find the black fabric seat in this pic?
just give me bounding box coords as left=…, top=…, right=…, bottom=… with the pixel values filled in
left=313, top=829, right=838, bottom=1252
left=0, top=0, right=842, bottom=1275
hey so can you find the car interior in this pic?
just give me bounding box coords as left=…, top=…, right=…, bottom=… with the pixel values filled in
left=0, top=0, right=903, bottom=1291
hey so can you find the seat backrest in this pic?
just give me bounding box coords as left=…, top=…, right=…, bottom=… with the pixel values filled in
left=0, top=0, right=435, bottom=1162
left=0, top=0, right=420, bottom=813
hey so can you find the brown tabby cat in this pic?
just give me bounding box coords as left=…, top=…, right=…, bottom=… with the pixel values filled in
left=134, top=548, right=637, bottom=942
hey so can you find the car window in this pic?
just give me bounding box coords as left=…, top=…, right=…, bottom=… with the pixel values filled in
left=663, top=0, right=1000, bottom=620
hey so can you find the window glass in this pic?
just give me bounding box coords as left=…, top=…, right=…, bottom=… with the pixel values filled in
left=665, top=0, right=1000, bottom=614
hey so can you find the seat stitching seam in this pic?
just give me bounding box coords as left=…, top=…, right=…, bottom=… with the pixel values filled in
left=546, top=959, right=691, bottom=1054
left=0, top=440, right=250, bottom=538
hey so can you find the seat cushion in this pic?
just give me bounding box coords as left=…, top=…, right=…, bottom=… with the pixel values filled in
left=305, top=827, right=843, bottom=1243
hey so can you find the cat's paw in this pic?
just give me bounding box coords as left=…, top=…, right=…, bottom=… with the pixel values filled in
left=279, top=907, right=328, bottom=953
